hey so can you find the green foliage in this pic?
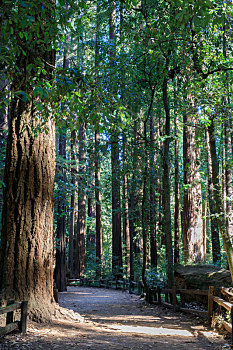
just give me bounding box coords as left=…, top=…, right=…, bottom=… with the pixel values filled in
left=145, top=268, right=165, bottom=288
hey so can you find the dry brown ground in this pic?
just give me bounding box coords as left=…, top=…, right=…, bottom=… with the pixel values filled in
left=0, top=286, right=231, bottom=349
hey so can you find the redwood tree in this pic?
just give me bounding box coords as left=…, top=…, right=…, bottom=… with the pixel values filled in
left=0, top=0, right=57, bottom=319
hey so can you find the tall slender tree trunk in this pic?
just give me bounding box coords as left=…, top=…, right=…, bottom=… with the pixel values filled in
left=149, top=109, right=157, bottom=268
left=94, top=2, right=103, bottom=276
left=111, top=129, right=122, bottom=276
left=162, top=76, right=174, bottom=288
left=69, top=129, right=77, bottom=277
left=76, top=124, right=86, bottom=277
left=55, top=128, right=67, bottom=292
left=95, top=127, right=103, bottom=276
left=142, top=119, right=149, bottom=288
left=55, top=46, right=69, bottom=292
left=109, top=0, right=122, bottom=276
left=0, top=0, right=56, bottom=319
left=123, top=135, right=130, bottom=277
left=206, top=130, right=221, bottom=263
left=129, top=120, right=137, bottom=281
left=174, top=104, right=180, bottom=264
left=87, top=134, right=96, bottom=254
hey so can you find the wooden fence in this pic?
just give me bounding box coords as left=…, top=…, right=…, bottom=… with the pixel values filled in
left=147, top=285, right=233, bottom=342
left=67, top=278, right=141, bottom=294
left=0, top=300, right=28, bottom=336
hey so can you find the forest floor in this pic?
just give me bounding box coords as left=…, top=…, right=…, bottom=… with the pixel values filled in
left=0, top=286, right=231, bottom=349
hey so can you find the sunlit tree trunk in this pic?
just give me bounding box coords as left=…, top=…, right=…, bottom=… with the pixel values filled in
left=206, top=130, right=221, bottom=263
left=183, top=93, right=204, bottom=262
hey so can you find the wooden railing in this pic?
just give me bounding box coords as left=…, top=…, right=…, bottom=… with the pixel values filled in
left=147, top=285, right=233, bottom=342
left=0, top=300, right=28, bottom=336
left=67, top=277, right=142, bottom=295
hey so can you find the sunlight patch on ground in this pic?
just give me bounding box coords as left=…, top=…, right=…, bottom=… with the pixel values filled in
left=61, top=292, right=94, bottom=296
left=200, top=330, right=220, bottom=338
left=110, top=325, right=193, bottom=337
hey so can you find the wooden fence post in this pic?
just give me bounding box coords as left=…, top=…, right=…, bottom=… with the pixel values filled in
left=181, top=292, right=185, bottom=308
left=208, top=286, right=214, bottom=326
left=6, top=300, right=14, bottom=325
left=165, top=291, right=168, bottom=303
left=172, top=285, right=176, bottom=311
left=20, top=301, right=28, bottom=333
left=158, top=286, right=161, bottom=305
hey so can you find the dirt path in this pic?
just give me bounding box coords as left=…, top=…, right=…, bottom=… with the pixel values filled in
left=0, top=286, right=229, bottom=349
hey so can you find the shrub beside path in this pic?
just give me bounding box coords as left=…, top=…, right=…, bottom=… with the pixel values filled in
left=0, top=286, right=230, bottom=349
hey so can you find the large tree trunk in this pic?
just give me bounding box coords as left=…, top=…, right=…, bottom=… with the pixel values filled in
left=0, top=0, right=56, bottom=320
left=183, top=93, right=204, bottom=262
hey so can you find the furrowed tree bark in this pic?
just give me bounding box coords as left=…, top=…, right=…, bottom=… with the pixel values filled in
left=0, top=0, right=56, bottom=320
left=183, top=92, right=204, bottom=262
